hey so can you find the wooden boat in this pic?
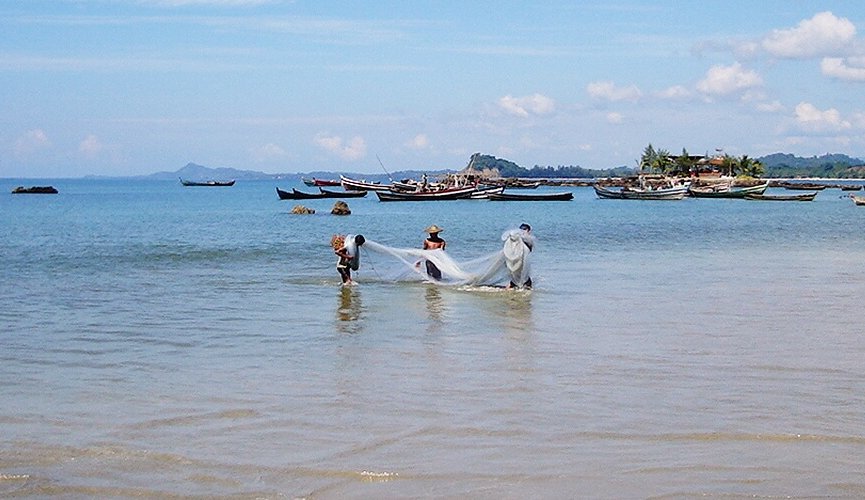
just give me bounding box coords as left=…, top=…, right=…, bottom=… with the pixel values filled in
left=276, top=187, right=367, bottom=200
left=375, top=185, right=478, bottom=201
left=469, top=185, right=505, bottom=199
left=840, top=184, right=863, bottom=191
left=340, top=175, right=391, bottom=191
left=744, top=192, right=817, bottom=201
left=688, top=181, right=768, bottom=198
left=11, top=185, right=58, bottom=194
left=777, top=181, right=828, bottom=191
left=593, top=184, right=688, bottom=200
left=850, top=195, right=865, bottom=206
left=488, top=191, right=573, bottom=201
left=180, top=178, right=235, bottom=187
left=302, top=177, right=341, bottom=187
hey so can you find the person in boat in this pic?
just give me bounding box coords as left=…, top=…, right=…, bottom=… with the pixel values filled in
left=335, top=234, right=365, bottom=285
left=422, top=225, right=446, bottom=280
left=507, top=223, right=534, bottom=289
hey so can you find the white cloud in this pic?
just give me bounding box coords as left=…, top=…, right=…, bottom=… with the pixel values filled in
left=406, top=133, right=430, bottom=150
left=794, top=102, right=851, bottom=132
left=656, top=85, right=691, bottom=99
left=821, top=57, right=865, bottom=81
left=586, top=81, right=642, bottom=102
left=250, top=142, right=286, bottom=162
left=497, top=93, right=556, bottom=117
left=314, top=133, right=366, bottom=161
left=762, top=11, right=856, bottom=58
left=78, top=134, right=104, bottom=158
left=696, top=62, right=762, bottom=96
left=606, top=112, right=623, bottom=124
left=756, top=100, right=785, bottom=113
left=15, top=129, right=51, bottom=156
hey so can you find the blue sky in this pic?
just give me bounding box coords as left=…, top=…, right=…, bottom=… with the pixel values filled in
left=2, top=0, right=865, bottom=177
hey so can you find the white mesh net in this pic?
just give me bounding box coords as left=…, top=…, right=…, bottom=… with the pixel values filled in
left=358, top=229, right=535, bottom=288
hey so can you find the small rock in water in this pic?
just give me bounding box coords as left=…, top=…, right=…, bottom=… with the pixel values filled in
left=291, top=205, right=315, bottom=214
left=331, top=200, right=351, bottom=215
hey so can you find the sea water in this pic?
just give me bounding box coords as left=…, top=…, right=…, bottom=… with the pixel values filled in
left=2, top=178, right=865, bottom=498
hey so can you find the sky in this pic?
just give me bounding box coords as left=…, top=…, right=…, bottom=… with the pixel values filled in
left=2, top=0, right=865, bottom=178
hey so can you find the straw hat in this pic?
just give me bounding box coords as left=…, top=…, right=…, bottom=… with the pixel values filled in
left=424, top=224, right=443, bottom=234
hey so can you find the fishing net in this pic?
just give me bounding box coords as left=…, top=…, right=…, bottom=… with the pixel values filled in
left=359, top=229, right=535, bottom=288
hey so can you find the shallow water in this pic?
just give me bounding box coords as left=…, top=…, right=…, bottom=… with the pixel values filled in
left=2, top=178, right=865, bottom=498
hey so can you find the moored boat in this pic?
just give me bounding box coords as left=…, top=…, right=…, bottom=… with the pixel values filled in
left=11, top=185, right=58, bottom=194
left=340, top=175, right=390, bottom=191
left=488, top=191, right=573, bottom=201
left=375, top=185, right=478, bottom=201
left=776, top=181, right=828, bottom=191
left=302, top=177, right=341, bottom=187
left=180, top=178, right=235, bottom=187
left=276, top=187, right=367, bottom=200
left=469, top=185, right=506, bottom=199
left=688, top=181, right=768, bottom=198
left=850, top=194, right=865, bottom=206
left=744, top=192, right=817, bottom=201
left=593, top=184, right=688, bottom=200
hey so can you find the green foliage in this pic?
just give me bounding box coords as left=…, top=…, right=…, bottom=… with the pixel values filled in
left=470, top=153, right=634, bottom=178
left=760, top=153, right=864, bottom=178
left=465, top=150, right=865, bottom=180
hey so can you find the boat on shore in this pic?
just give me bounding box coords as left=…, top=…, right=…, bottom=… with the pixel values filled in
left=744, top=192, right=817, bottom=202
left=375, top=185, right=478, bottom=201
left=688, top=181, right=768, bottom=198
left=276, top=187, right=367, bottom=200
left=11, top=185, right=58, bottom=194
left=180, top=178, right=235, bottom=187
left=488, top=191, right=573, bottom=201
left=593, top=184, right=688, bottom=200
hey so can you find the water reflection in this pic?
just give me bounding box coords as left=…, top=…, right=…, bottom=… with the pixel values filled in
left=336, top=286, right=363, bottom=334
left=500, top=290, right=534, bottom=338
left=424, top=286, right=446, bottom=333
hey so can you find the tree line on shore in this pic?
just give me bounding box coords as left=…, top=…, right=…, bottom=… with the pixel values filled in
left=477, top=149, right=865, bottom=179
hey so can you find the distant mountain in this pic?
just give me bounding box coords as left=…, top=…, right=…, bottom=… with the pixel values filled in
left=146, top=162, right=284, bottom=181
left=142, top=162, right=458, bottom=182
left=759, top=153, right=865, bottom=178
left=759, top=152, right=863, bottom=168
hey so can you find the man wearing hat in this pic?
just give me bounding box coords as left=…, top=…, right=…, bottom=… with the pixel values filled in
left=422, top=225, right=446, bottom=280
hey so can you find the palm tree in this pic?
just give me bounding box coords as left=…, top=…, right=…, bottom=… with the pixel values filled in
left=720, top=154, right=738, bottom=177
left=652, top=148, right=672, bottom=174
left=674, top=148, right=694, bottom=176
left=639, top=144, right=657, bottom=173
left=738, top=155, right=764, bottom=177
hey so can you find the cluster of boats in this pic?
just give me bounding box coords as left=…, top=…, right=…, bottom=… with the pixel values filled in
left=279, top=175, right=574, bottom=201
left=593, top=180, right=819, bottom=201
left=173, top=173, right=865, bottom=204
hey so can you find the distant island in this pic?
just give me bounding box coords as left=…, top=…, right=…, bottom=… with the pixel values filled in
left=81, top=152, right=865, bottom=182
